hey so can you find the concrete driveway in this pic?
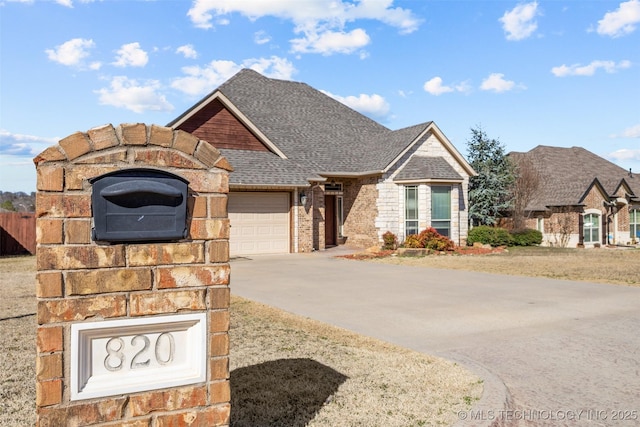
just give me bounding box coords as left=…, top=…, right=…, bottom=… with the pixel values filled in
left=230, top=251, right=640, bottom=426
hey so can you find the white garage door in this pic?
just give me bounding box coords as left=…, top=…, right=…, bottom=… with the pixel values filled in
left=228, top=192, right=290, bottom=256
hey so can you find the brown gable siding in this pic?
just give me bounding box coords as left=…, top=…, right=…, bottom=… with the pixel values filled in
left=176, top=99, right=269, bottom=152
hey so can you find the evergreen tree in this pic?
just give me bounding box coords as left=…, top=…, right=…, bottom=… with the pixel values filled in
left=466, top=126, right=514, bottom=226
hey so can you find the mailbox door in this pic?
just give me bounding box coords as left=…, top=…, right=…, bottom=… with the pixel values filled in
left=90, top=169, right=189, bottom=242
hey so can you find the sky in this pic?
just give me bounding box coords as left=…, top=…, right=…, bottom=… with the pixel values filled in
left=1, top=0, right=639, bottom=193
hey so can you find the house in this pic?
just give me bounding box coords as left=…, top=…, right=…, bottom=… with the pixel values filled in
left=169, top=69, right=475, bottom=256
left=508, top=145, right=640, bottom=247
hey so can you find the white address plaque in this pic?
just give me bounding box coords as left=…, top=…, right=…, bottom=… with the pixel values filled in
left=71, top=313, right=207, bottom=401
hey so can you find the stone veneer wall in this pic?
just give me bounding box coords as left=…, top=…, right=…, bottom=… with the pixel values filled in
left=34, top=123, right=233, bottom=426
left=376, top=131, right=471, bottom=246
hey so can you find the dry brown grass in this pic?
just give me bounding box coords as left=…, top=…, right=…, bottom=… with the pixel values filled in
left=230, top=296, right=481, bottom=426
left=0, top=256, right=37, bottom=427
left=0, top=256, right=481, bottom=427
left=373, top=246, right=640, bottom=286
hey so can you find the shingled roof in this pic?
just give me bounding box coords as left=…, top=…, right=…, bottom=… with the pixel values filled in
left=219, top=149, right=322, bottom=187
left=509, top=145, right=639, bottom=211
left=394, top=156, right=463, bottom=182
left=170, top=69, right=473, bottom=185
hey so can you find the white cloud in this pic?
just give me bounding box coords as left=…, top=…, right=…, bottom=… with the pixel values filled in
left=0, top=129, right=59, bottom=157
left=291, top=28, right=370, bottom=55
left=176, top=44, right=198, bottom=59
left=52, top=0, right=95, bottom=6
left=480, top=73, right=524, bottom=93
left=95, top=76, right=173, bottom=113
left=113, top=42, right=149, bottom=67
left=321, top=90, right=390, bottom=118
left=499, top=1, right=540, bottom=41
left=246, top=56, right=297, bottom=79
left=172, top=60, right=240, bottom=97
left=423, top=77, right=454, bottom=96
left=171, top=56, right=296, bottom=97
left=254, top=30, right=271, bottom=45
left=611, top=124, right=640, bottom=138
left=551, top=60, right=631, bottom=77
left=597, top=0, right=640, bottom=37
left=45, top=38, right=95, bottom=67
left=608, top=149, right=640, bottom=164
left=455, top=81, right=473, bottom=93
left=187, top=0, right=421, bottom=55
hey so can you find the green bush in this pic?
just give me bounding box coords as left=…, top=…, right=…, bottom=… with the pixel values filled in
left=510, top=228, right=542, bottom=246
left=402, top=228, right=454, bottom=251
left=382, top=231, right=398, bottom=250
left=467, top=225, right=513, bottom=247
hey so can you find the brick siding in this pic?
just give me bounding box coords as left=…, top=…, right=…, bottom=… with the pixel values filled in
left=34, top=123, right=232, bottom=426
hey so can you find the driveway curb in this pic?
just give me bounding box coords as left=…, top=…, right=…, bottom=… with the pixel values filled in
left=448, top=353, right=514, bottom=427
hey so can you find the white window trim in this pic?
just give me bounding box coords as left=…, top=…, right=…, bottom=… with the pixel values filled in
left=582, top=209, right=602, bottom=244
left=404, top=185, right=419, bottom=237
left=630, top=207, right=640, bottom=241
left=337, top=196, right=344, bottom=238
left=430, top=185, right=452, bottom=236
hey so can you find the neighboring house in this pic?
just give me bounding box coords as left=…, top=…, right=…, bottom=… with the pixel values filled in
left=169, top=69, right=476, bottom=256
left=508, top=145, right=640, bottom=247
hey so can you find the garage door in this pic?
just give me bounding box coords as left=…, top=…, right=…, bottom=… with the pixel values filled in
left=228, top=192, right=290, bottom=256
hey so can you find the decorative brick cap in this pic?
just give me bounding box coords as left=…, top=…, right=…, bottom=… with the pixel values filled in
left=32, top=124, right=231, bottom=172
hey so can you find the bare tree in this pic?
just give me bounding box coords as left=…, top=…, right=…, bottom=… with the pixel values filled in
left=510, top=156, right=540, bottom=230
left=548, top=207, right=577, bottom=247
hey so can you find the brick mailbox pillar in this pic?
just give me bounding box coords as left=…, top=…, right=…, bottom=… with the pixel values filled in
left=33, top=123, right=233, bottom=426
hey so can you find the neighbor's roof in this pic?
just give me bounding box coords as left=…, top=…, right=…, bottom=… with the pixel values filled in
left=509, top=145, right=639, bottom=211
left=171, top=69, right=474, bottom=184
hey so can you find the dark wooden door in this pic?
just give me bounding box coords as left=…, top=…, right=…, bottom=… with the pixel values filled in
left=324, top=195, right=336, bottom=246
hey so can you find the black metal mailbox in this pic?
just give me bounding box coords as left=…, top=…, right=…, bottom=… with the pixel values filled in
left=90, top=169, right=189, bottom=242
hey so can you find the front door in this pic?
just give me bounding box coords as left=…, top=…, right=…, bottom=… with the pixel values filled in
left=324, top=195, right=336, bottom=246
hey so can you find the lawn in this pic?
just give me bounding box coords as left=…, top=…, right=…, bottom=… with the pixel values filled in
left=0, top=255, right=481, bottom=427
left=373, top=246, right=640, bottom=286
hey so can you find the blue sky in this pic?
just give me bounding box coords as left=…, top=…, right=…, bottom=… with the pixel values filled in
left=1, top=0, right=639, bottom=192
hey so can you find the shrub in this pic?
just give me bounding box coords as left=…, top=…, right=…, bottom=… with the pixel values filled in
left=467, top=225, right=513, bottom=247
left=402, top=228, right=455, bottom=251
left=382, top=231, right=398, bottom=250
left=417, top=227, right=455, bottom=251
left=510, top=228, right=542, bottom=246
left=403, top=234, right=422, bottom=248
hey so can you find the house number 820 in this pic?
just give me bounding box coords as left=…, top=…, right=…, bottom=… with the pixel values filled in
left=104, top=333, right=175, bottom=372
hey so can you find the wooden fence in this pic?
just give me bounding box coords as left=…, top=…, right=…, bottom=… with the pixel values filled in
left=0, top=212, right=36, bottom=255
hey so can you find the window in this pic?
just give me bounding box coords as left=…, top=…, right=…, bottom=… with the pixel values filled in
left=337, top=196, right=344, bottom=238
left=583, top=213, right=601, bottom=243
left=405, top=186, right=419, bottom=237
left=324, top=182, right=343, bottom=192
left=431, top=186, right=451, bottom=237
left=537, top=217, right=544, bottom=233
left=631, top=209, right=640, bottom=240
